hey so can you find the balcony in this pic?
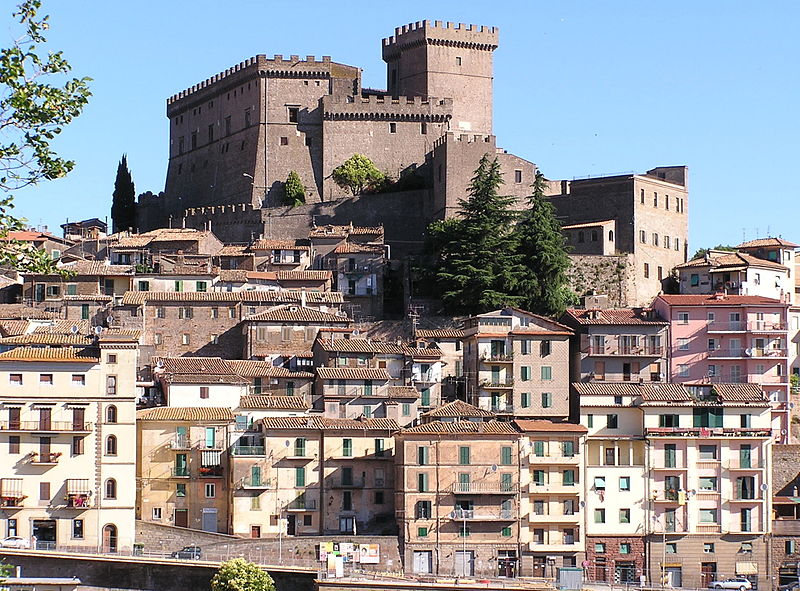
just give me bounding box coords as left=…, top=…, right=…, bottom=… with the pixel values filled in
left=748, top=321, right=787, bottom=332
left=480, top=353, right=514, bottom=363
left=696, top=524, right=722, bottom=533
left=238, top=475, right=274, bottom=489
left=63, top=494, right=91, bottom=509
left=448, top=509, right=516, bottom=521
left=480, top=378, right=514, bottom=389
left=773, top=520, right=800, bottom=535
left=0, top=421, right=92, bottom=433
left=449, top=482, right=519, bottom=495
left=171, top=467, right=190, bottom=478
left=231, top=445, right=265, bottom=456
left=286, top=498, right=317, bottom=511
left=527, top=482, right=579, bottom=494
left=645, top=427, right=773, bottom=438
left=529, top=454, right=580, bottom=465
left=0, top=478, right=25, bottom=508
left=29, top=451, right=61, bottom=465
left=169, top=436, right=191, bottom=450
left=199, top=465, right=224, bottom=478
left=527, top=512, right=581, bottom=524
left=587, top=346, right=663, bottom=357
left=413, top=373, right=437, bottom=384
left=490, top=403, right=515, bottom=414
left=706, top=322, right=746, bottom=333
left=528, top=542, right=581, bottom=552
left=707, top=348, right=788, bottom=359
left=723, top=459, right=765, bottom=470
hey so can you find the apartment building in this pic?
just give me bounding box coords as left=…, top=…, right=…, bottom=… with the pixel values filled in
left=136, top=406, right=234, bottom=533
left=0, top=337, right=138, bottom=552
left=395, top=420, right=521, bottom=578
left=414, top=328, right=465, bottom=401
left=228, top=360, right=314, bottom=402
left=229, top=416, right=396, bottom=538
left=463, top=308, right=572, bottom=419
left=653, top=294, right=790, bottom=441
left=516, top=419, right=587, bottom=578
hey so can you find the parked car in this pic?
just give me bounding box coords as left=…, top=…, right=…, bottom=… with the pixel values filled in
left=171, top=545, right=202, bottom=559
left=0, top=536, right=31, bottom=549
left=779, top=582, right=800, bottom=591
left=709, top=577, right=753, bottom=590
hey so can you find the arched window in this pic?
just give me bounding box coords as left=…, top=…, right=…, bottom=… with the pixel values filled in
left=105, top=435, right=117, bottom=456
left=105, top=478, right=117, bottom=499
left=106, top=405, right=117, bottom=424
left=608, top=230, right=614, bottom=242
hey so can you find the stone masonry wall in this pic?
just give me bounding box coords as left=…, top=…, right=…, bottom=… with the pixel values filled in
left=566, top=254, right=634, bottom=308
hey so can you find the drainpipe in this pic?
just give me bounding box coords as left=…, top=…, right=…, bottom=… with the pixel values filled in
left=319, top=427, right=325, bottom=535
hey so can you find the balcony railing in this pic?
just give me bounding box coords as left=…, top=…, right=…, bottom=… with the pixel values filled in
left=706, top=321, right=746, bottom=332
left=449, top=482, right=519, bottom=494
left=723, top=459, right=765, bottom=470
left=587, top=346, right=663, bottom=357
left=231, top=445, right=266, bottom=456
left=480, top=353, right=514, bottom=363
left=286, top=498, right=317, bottom=511
left=0, top=421, right=92, bottom=432
left=64, top=494, right=91, bottom=508
left=448, top=508, right=516, bottom=520
left=328, top=478, right=366, bottom=489
left=198, top=465, right=224, bottom=478
left=707, top=348, right=788, bottom=359
left=530, top=454, right=579, bottom=464
left=238, top=475, right=274, bottom=489
left=645, top=427, right=773, bottom=438
left=490, top=404, right=515, bottom=414
left=480, top=378, right=514, bottom=389
left=748, top=321, right=787, bottom=332
left=29, top=452, right=61, bottom=464
left=171, top=467, right=190, bottom=478
left=169, top=437, right=191, bottom=450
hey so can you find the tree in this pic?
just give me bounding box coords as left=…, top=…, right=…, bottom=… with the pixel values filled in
left=691, top=244, right=736, bottom=261
left=111, top=154, right=136, bottom=232
left=429, top=154, right=523, bottom=315
left=0, top=0, right=91, bottom=272
left=211, top=558, right=275, bottom=591
left=282, top=170, right=305, bottom=207
left=514, top=170, right=575, bottom=316
left=331, top=153, right=385, bottom=196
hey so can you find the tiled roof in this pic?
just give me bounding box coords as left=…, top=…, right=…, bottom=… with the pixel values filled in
left=0, top=333, right=93, bottom=346
left=62, top=294, right=114, bottom=301
left=316, top=367, right=391, bottom=381
left=333, top=242, right=384, bottom=254
left=244, top=305, right=349, bottom=323
left=706, top=383, right=767, bottom=403
left=639, top=383, right=695, bottom=402
left=137, top=406, right=235, bottom=422
left=227, top=361, right=314, bottom=379
left=154, top=356, right=236, bottom=375
left=309, top=225, right=384, bottom=239
left=401, top=420, right=519, bottom=435
left=0, top=346, right=98, bottom=362
left=112, top=235, right=153, bottom=248
left=415, top=329, right=465, bottom=339
left=239, top=395, right=309, bottom=410
left=572, top=382, right=655, bottom=398
left=563, top=308, right=667, bottom=325
left=217, top=245, right=250, bottom=256
left=655, top=294, right=787, bottom=307
left=164, top=373, right=246, bottom=384
left=514, top=419, right=588, bottom=433
left=121, top=290, right=344, bottom=305
left=217, top=269, right=249, bottom=282
left=423, top=400, right=494, bottom=418
left=276, top=270, right=331, bottom=281
left=737, top=237, right=799, bottom=249
left=260, top=416, right=397, bottom=431
left=0, top=320, right=29, bottom=336
left=316, top=338, right=406, bottom=355
left=58, top=261, right=134, bottom=276
left=409, top=347, right=443, bottom=359
left=561, top=219, right=615, bottom=230
left=387, top=386, right=419, bottom=399
left=250, top=239, right=310, bottom=251
left=0, top=304, right=58, bottom=320
left=574, top=381, right=767, bottom=404
left=676, top=252, right=788, bottom=272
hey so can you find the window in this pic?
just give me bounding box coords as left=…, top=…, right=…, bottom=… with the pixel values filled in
left=691, top=273, right=700, bottom=287
left=659, top=414, right=679, bottom=427
left=389, top=122, right=396, bottom=133
left=40, top=373, right=53, bottom=385
left=343, top=438, right=352, bottom=457
left=154, top=333, right=163, bottom=345
left=699, top=508, right=718, bottom=523
left=678, top=312, right=689, bottom=324
left=418, top=527, right=428, bottom=537
left=415, top=500, right=432, bottom=518
left=562, top=440, right=575, bottom=457
left=620, top=543, right=631, bottom=554
left=563, top=469, right=575, bottom=486
left=501, top=446, right=512, bottom=465
left=502, top=526, right=512, bottom=537
left=640, top=230, right=646, bottom=243
left=288, top=106, right=299, bottom=123
left=699, top=444, right=718, bottom=460
left=533, top=441, right=545, bottom=457
left=540, top=340, right=551, bottom=357
left=619, top=509, right=631, bottom=523
left=205, top=483, right=216, bottom=498
left=152, top=507, right=163, bottom=520
left=294, top=438, right=306, bottom=457
left=65, top=283, right=77, bottom=295
left=619, top=476, right=631, bottom=491
left=176, top=483, right=186, bottom=497
left=417, top=446, right=429, bottom=465
left=105, top=478, right=117, bottom=499
left=459, top=446, right=471, bottom=465
left=678, top=364, right=690, bottom=378
left=514, top=170, right=522, bottom=183
left=182, top=334, right=190, bottom=345
left=72, top=518, right=84, bottom=539
left=156, top=307, right=166, bottom=318
left=178, top=307, right=192, bottom=319
left=375, top=438, right=385, bottom=457
left=39, top=482, right=50, bottom=501
left=402, top=403, right=411, bottom=416
left=594, top=509, right=606, bottom=523
left=541, top=366, right=552, bottom=381
left=658, top=266, right=663, bottom=280
left=675, top=238, right=680, bottom=251
left=653, top=233, right=659, bottom=246
left=607, top=414, right=619, bottom=429
left=698, top=476, right=718, bottom=491
left=704, top=543, right=715, bottom=553
left=541, top=392, right=553, bottom=408
left=191, top=131, right=197, bottom=150
left=786, top=541, right=796, bottom=554
left=666, top=543, right=677, bottom=554
left=587, top=414, right=593, bottom=428
left=420, top=122, right=427, bottom=135
left=678, top=338, right=690, bottom=350
left=521, top=392, right=530, bottom=408
left=295, top=467, right=305, bottom=487
left=106, top=376, right=117, bottom=395
left=664, top=236, right=670, bottom=249
left=244, top=108, right=251, bottom=127
left=417, top=472, right=429, bottom=492
left=9, top=373, right=22, bottom=385
left=595, top=543, right=606, bottom=553
left=644, top=263, right=650, bottom=278
left=9, top=435, right=19, bottom=454
left=520, top=366, right=531, bottom=381
left=72, top=436, right=83, bottom=455
left=105, top=435, right=117, bottom=455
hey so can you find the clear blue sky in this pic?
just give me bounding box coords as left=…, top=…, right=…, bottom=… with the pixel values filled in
left=7, top=0, right=799, bottom=251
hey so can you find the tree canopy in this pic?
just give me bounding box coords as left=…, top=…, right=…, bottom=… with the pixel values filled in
left=283, top=170, right=305, bottom=207
left=331, top=153, right=385, bottom=196
left=211, top=558, right=275, bottom=591
left=691, top=244, right=736, bottom=261
left=0, top=0, right=91, bottom=272
left=111, top=154, right=136, bottom=232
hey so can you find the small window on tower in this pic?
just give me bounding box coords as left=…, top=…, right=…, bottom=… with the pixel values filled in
left=456, top=56, right=462, bottom=66
left=514, top=170, right=522, bottom=183
left=280, top=137, right=288, bottom=146
left=288, top=107, right=299, bottom=123
left=389, top=122, right=397, bottom=133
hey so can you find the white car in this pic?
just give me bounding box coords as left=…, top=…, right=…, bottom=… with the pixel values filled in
left=0, top=536, right=31, bottom=549
left=710, top=578, right=753, bottom=590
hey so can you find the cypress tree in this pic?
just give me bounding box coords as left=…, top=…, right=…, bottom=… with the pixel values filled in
left=283, top=170, right=306, bottom=206
left=431, top=155, right=523, bottom=315
left=515, top=170, right=574, bottom=316
left=111, top=154, right=136, bottom=233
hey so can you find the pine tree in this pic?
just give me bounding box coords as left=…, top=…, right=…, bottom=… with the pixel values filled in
left=431, top=155, right=523, bottom=315
left=331, top=154, right=385, bottom=195
left=111, top=154, right=136, bottom=233
left=515, top=170, right=574, bottom=316
left=283, top=170, right=305, bottom=206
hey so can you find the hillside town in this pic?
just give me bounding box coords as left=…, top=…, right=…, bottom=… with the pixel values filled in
left=0, top=11, right=798, bottom=591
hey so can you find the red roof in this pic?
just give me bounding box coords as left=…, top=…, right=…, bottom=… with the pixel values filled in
left=737, top=237, right=799, bottom=249
left=563, top=308, right=667, bottom=325
left=514, top=419, right=587, bottom=433
left=655, top=294, right=788, bottom=307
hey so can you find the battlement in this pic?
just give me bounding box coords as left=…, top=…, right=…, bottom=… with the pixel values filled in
left=433, top=132, right=495, bottom=149
left=322, top=94, right=453, bottom=121
left=382, top=20, right=499, bottom=58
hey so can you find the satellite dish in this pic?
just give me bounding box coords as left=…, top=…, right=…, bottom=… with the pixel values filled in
left=760, top=483, right=769, bottom=491
left=70, top=325, right=79, bottom=334
left=156, top=360, right=164, bottom=369
left=490, top=464, right=498, bottom=472
left=106, top=316, right=114, bottom=325
left=284, top=440, right=291, bottom=447
left=94, top=326, right=103, bottom=335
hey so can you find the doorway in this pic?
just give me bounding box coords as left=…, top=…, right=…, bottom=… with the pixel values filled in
left=201, top=508, right=217, bottom=532
left=701, top=562, right=717, bottom=588
left=251, top=525, right=261, bottom=538
left=454, top=550, right=475, bottom=577
left=32, top=519, right=56, bottom=550
left=287, top=514, right=296, bottom=535
left=413, top=550, right=432, bottom=574
left=102, top=524, right=118, bottom=553
left=174, top=509, right=188, bottom=528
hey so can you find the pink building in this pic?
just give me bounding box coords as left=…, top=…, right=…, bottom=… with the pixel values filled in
left=653, top=294, right=790, bottom=440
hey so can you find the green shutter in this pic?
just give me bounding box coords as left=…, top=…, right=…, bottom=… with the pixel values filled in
left=501, top=526, right=512, bottom=537
left=343, top=439, right=352, bottom=457
left=295, top=467, right=305, bottom=487
left=421, top=388, right=431, bottom=406
left=418, top=446, right=428, bottom=465
left=533, top=441, right=544, bottom=457
left=501, top=446, right=512, bottom=465
left=562, top=440, right=574, bottom=457
left=563, top=470, right=575, bottom=485
left=521, top=392, right=530, bottom=408
left=459, top=446, right=470, bottom=465
left=541, top=366, right=552, bottom=380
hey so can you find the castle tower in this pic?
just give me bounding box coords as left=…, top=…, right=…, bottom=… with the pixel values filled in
left=382, top=21, right=499, bottom=134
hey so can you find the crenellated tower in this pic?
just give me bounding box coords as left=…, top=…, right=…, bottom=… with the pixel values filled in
left=382, top=20, right=499, bottom=135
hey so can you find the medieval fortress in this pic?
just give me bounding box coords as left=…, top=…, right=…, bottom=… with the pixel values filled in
left=137, top=19, right=689, bottom=306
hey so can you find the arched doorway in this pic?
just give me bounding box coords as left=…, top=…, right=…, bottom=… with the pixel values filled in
left=102, top=524, right=118, bottom=553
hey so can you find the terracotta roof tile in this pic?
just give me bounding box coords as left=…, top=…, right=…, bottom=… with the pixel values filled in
left=309, top=225, right=383, bottom=239
left=227, top=361, right=314, bottom=379
left=706, top=383, right=768, bottom=403
left=276, top=270, right=331, bottom=281
left=415, top=329, right=465, bottom=339
left=514, top=419, right=588, bottom=433
left=316, top=367, right=391, bottom=381
left=0, top=333, right=93, bottom=346
left=244, top=305, right=349, bottom=323
left=333, top=243, right=384, bottom=254
left=239, top=395, right=309, bottom=410
left=655, top=294, right=787, bottom=307
left=57, top=261, right=134, bottom=276
left=0, top=346, right=99, bottom=362
left=137, top=406, right=235, bottom=422
left=572, top=382, right=654, bottom=398
left=316, top=338, right=406, bottom=355
left=0, top=320, right=29, bottom=336
left=563, top=308, right=667, bottom=325
left=676, top=252, right=788, bottom=272
left=401, top=420, right=519, bottom=435
left=259, top=416, right=397, bottom=431
left=737, top=237, right=799, bottom=249
left=217, top=245, right=250, bottom=256
left=121, top=290, right=344, bottom=305
left=423, top=400, right=494, bottom=418
left=387, top=386, right=419, bottom=399
left=250, top=239, right=310, bottom=251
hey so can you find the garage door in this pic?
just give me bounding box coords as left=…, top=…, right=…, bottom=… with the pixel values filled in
left=413, top=551, right=432, bottom=574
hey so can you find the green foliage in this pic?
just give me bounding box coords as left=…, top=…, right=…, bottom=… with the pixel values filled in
left=211, top=558, right=275, bottom=591
left=0, top=0, right=91, bottom=273
left=691, top=244, right=736, bottom=261
left=331, top=153, right=385, bottom=196
left=428, top=155, right=523, bottom=315
left=111, top=154, right=136, bottom=232
left=514, top=170, right=575, bottom=316
left=283, top=170, right=305, bottom=207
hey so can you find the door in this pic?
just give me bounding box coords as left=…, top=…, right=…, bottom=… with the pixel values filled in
left=665, top=567, right=682, bottom=587
left=102, top=524, right=118, bottom=553
left=286, top=515, right=296, bottom=535
left=616, top=562, right=636, bottom=583
left=174, top=509, right=188, bottom=528
left=413, top=550, right=432, bottom=574
left=205, top=427, right=216, bottom=449
left=251, top=525, right=261, bottom=538
left=701, top=562, right=717, bottom=588
left=72, top=407, right=85, bottom=431
left=39, top=408, right=52, bottom=430
left=201, top=508, right=217, bottom=532
left=32, top=519, right=56, bottom=550
left=8, top=407, right=20, bottom=430
left=34, top=284, right=45, bottom=302
left=740, top=445, right=752, bottom=469
left=454, top=550, right=474, bottom=577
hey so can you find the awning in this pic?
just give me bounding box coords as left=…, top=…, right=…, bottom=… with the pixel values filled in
left=736, top=562, right=758, bottom=575
left=201, top=450, right=222, bottom=466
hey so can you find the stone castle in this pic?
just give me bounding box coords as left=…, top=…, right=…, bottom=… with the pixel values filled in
left=137, top=19, right=689, bottom=305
